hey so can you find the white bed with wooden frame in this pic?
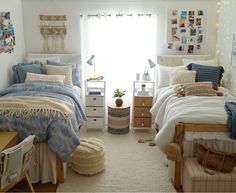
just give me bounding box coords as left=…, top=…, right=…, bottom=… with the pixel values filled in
left=25, top=53, right=82, bottom=184
left=152, top=55, right=236, bottom=190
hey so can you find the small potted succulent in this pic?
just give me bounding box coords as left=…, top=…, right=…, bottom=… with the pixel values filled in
left=113, top=88, right=126, bottom=107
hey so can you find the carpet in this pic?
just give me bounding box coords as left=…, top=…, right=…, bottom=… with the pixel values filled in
left=57, top=128, right=176, bottom=192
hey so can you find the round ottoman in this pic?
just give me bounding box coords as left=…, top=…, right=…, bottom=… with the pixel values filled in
left=70, top=138, right=105, bottom=175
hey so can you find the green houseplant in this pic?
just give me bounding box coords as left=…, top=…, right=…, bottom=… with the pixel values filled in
left=113, top=88, right=126, bottom=107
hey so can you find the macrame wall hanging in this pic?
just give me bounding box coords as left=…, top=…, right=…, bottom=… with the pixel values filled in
left=39, top=15, right=67, bottom=52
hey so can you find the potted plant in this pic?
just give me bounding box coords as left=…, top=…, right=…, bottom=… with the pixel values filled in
left=113, top=88, right=126, bottom=107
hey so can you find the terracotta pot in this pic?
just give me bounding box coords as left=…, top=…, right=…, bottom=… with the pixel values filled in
left=115, top=98, right=123, bottom=107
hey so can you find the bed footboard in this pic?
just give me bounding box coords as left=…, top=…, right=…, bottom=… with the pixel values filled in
left=166, top=122, right=229, bottom=190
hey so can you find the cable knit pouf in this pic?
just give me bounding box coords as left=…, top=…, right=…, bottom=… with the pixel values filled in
left=70, top=138, right=105, bottom=175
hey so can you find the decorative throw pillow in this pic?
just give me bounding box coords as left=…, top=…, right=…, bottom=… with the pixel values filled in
left=187, top=63, right=224, bottom=86
left=169, top=70, right=196, bottom=86
left=44, top=64, right=73, bottom=86
left=157, top=65, right=187, bottom=88
left=176, top=82, right=217, bottom=96
left=46, top=60, right=81, bottom=87
left=182, top=58, right=218, bottom=66
left=12, top=62, right=43, bottom=83
left=25, top=72, right=65, bottom=84
left=26, top=56, right=60, bottom=64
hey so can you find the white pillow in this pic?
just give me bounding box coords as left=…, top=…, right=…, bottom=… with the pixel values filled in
left=157, top=65, right=187, bottom=88
left=44, top=64, right=73, bottom=86
left=169, top=70, right=196, bottom=86
left=182, top=58, right=218, bottom=66
left=27, top=56, right=60, bottom=63
left=25, top=72, right=65, bottom=84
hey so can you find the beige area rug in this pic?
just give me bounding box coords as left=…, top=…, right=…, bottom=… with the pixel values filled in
left=57, top=128, right=176, bottom=193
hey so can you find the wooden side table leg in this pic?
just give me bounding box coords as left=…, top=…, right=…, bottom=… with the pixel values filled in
left=25, top=173, right=35, bottom=193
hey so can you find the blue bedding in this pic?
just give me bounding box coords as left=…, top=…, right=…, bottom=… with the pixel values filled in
left=0, top=83, right=86, bottom=161
left=225, top=101, right=236, bottom=139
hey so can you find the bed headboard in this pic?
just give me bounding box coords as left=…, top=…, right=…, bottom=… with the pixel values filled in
left=157, top=55, right=212, bottom=67
left=27, top=53, right=81, bottom=63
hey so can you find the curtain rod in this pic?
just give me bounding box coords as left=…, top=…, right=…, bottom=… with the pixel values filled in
left=80, top=13, right=152, bottom=17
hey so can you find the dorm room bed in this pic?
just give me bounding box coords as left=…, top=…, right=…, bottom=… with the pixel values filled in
left=150, top=55, right=236, bottom=189
left=0, top=53, right=86, bottom=184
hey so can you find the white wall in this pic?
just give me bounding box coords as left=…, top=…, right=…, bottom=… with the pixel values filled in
left=22, top=0, right=218, bottom=57
left=0, top=0, right=26, bottom=91
left=216, top=0, right=236, bottom=90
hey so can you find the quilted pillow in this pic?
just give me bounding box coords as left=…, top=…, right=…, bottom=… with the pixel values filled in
left=12, top=61, right=43, bottom=83
left=182, top=58, right=218, bottom=66
left=46, top=60, right=81, bottom=87
left=25, top=72, right=65, bottom=84
left=157, top=65, right=187, bottom=88
left=187, top=63, right=224, bottom=86
left=175, top=82, right=217, bottom=96
left=169, top=70, right=196, bottom=86
left=44, top=64, right=73, bottom=86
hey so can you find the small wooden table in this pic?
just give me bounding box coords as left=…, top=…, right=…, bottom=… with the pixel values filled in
left=0, top=132, right=35, bottom=193
left=108, top=103, right=130, bottom=134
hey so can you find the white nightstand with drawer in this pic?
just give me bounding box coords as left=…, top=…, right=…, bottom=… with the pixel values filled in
left=85, top=80, right=106, bottom=129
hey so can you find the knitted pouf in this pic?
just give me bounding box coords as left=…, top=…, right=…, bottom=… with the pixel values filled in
left=70, top=138, right=105, bottom=175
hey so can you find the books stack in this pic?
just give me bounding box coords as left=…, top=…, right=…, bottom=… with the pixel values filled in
left=88, top=88, right=102, bottom=95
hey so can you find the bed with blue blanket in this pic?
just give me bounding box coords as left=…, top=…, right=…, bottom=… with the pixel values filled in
left=0, top=82, right=86, bottom=183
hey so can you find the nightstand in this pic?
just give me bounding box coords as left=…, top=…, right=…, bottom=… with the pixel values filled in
left=85, top=80, right=106, bottom=129
left=108, top=103, right=130, bottom=134
left=132, top=81, right=155, bottom=130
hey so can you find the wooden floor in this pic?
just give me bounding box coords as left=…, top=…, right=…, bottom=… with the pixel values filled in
left=8, top=181, right=58, bottom=192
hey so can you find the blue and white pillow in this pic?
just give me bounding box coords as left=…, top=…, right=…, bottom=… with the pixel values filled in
left=46, top=60, right=81, bottom=87
left=12, top=61, right=43, bottom=83
left=187, top=63, right=224, bottom=86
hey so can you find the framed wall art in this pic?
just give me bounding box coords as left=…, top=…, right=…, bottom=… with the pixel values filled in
left=167, top=9, right=206, bottom=54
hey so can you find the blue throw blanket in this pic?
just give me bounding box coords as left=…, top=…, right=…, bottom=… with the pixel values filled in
left=225, top=101, right=236, bottom=139
left=0, top=83, right=86, bottom=161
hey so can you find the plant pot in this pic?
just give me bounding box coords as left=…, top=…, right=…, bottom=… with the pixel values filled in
left=115, top=98, right=123, bottom=107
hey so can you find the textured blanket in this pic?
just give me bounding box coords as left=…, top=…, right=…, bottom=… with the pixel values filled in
left=225, top=102, right=236, bottom=139
left=0, top=83, right=86, bottom=161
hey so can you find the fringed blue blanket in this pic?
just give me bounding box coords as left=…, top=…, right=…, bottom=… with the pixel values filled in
left=225, top=101, right=236, bottom=139
left=0, top=83, right=86, bottom=161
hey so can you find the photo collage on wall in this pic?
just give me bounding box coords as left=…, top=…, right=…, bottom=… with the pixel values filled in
left=0, top=12, right=16, bottom=54
left=167, top=9, right=205, bottom=54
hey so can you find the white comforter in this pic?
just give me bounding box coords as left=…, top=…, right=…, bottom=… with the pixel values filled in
left=150, top=86, right=236, bottom=153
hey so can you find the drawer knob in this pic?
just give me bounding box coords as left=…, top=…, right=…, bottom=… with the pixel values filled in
left=93, top=119, right=97, bottom=121
left=93, top=98, right=96, bottom=100
left=93, top=108, right=97, bottom=111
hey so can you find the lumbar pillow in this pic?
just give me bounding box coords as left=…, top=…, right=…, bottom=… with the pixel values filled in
left=187, top=63, right=224, bottom=86
left=25, top=72, right=65, bottom=84
left=44, top=64, right=73, bottom=86
left=169, top=70, right=196, bottom=86
left=157, top=65, right=187, bottom=88
left=12, top=62, right=43, bottom=83
left=27, top=56, right=60, bottom=64
left=182, top=58, right=218, bottom=66
left=47, top=60, right=81, bottom=87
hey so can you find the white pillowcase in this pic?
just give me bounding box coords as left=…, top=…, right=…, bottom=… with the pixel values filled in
left=157, top=65, right=187, bottom=88
left=25, top=72, right=65, bottom=84
left=44, top=64, right=73, bottom=86
left=169, top=70, right=196, bottom=86
left=182, top=58, right=218, bottom=66
left=27, top=56, right=60, bottom=64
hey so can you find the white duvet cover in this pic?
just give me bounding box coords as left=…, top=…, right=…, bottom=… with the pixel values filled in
left=150, top=86, right=236, bottom=153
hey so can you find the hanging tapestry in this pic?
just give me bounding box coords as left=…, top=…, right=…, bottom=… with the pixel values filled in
left=167, top=9, right=205, bottom=54
left=0, top=12, right=16, bottom=54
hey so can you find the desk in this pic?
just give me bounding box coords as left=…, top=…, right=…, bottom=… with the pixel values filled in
left=0, top=132, right=35, bottom=193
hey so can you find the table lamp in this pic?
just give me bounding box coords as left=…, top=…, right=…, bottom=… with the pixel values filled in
left=142, top=59, right=156, bottom=81
left=87, top=55, right=97, bottom=79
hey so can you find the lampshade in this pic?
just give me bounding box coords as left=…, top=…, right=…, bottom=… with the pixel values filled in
left=87, top=55, right=96, bottom=78
left=148, top=59, right=156, bottom=69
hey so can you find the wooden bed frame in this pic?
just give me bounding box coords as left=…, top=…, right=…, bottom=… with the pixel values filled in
left=166, top=122, right=229, bottom=190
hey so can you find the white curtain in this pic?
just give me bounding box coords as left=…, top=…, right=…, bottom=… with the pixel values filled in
left=80, top=13, right=157, bottom=106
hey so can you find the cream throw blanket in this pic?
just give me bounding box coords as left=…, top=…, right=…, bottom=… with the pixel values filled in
left=0, top=96, right=73, bottom=123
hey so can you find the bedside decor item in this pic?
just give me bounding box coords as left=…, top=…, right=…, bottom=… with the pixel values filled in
left=112, top=88, right=126, bottom=107
left=87, top=55, right=100, bottom=80
left=39, top=14, right=67, bottom=52
left=142, top=59, right=156, bottom=81
left=141, top=84, right=146, bottom=92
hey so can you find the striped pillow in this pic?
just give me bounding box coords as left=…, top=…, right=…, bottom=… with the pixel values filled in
left=187, top=63, right=224, bottom=86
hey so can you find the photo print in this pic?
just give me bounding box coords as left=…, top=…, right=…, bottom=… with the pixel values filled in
left=189, top=37, right=196, bottom=43
left=172, top=18, right=178, bottom=25
left=182, top=36, right=187, bottom=44
left=188, top=45, right=194, bottom=53
left=197, top=35, right=203, bottom=43
left=196, top=44, right=201, bottom=49
left=181, top=11, right=187, bottom=19
left=172, top=35, right=180, bottom=42
left=168, top=43, right=174, bottom=49
left=180, top=28, right=187, bottom=33
left=176, top=45, right=185, bottom=51
left=171, top=27, right=178, bottom=35
left=172, top=10, right=178, bottom=16
left=196, top=18, right=202, bottom=26
left=190, top=28, right=196, bottom=36
left=198, top=10, right=204, bottom=16
left=189, top=11, right=195, bottom=19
